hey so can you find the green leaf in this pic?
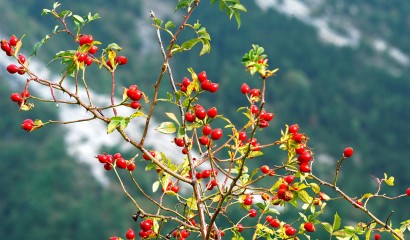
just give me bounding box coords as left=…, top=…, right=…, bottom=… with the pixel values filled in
left=72, top=14, right=85, bottom=28
left=165, top=21, right=176, bottom=29
left=298, top=190, right=313, bottom=203
left=310, top=183, right=321, bottom=194
left=42, top=9, right=52, bottom=15
left=165, top=112, right=180, bottom=125
left=186, top=197, right=198, bottom=210
left=156, top=122, right=177, bottom=134
left=107, top=120, right=120, bottom=134
left=321, top=222, right=333, bottom=234
left=180, top=38, right=201, bottom=51
left=333, top=212, right=341, bottom=231
left=384, top=173, right=395, bottom=186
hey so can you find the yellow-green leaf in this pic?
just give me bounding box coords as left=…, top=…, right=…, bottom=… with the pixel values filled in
left=186, top=197, right=198, bottom=210
left=156, top=121, right=177, bottom=134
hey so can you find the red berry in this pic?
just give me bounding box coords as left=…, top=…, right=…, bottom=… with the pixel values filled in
left=77, top=52, right=87, bottom=62
left=343, top=147, right=354, bottom=158
left=143, top=151, right=155, bottom=160
left=208, top=83, right=219, bottom=92
left=171, top=185, right=180, bottom=193
left=79, top=35, right=93, bottom=46
left=263, top=112, right=274, bottom=121
left=406, top=188, right=410, bottom=196
left=289, top=124, right=299, bottom=134
left=88, top=45, right=98, bottom=54
left=260, top=165, right=270, bottom=174
left=18, top=54, right=26, bottom=64
left=97, top=154, right=108, bottom=163
left=116, top=158, right=127, bottom=169
left=248, top=209, right=257, bottom=218
left=374, top=233, right=381, bottom=240
left=113, top=152, right=122, bottom=159
left=7, top=64, right=19, bottom=74
left=180, top=229, right=190, bottom=238
left=9, top=35, right=18, bottom=46
left=140, top=220, right=153, bottom=231
left=250, top=105, right=259, bottom=114
left=195, top=107, right=207, bottom=120
left=265, top=215, right=273, bottom=222
left=258, top=120, right=269, bottom=128
left=174, top=138, right=185, bottom=147
left=295, top=144, right=305, bottom=154
left=181, top=77, right=191, bottom=87
left=200, top=80, right=211, bottom=91
left=125, top=228, right=136, bottom=239
left=304, top=222, right=315, bottom=232
left=238, top=131, right=247, bottom=141
left=130, top=101, right=141, bottom=109
left=199, top=135, right=209, bottom=146
left=236, top=224, right=244, bottom=232
left=109, top=237, right=120, bottom=240
left=211, top=128, right=223, bottom=140
left=298, top=151, right=312, bottom=163
left=285, top=226, right=297, bottom=236
left=284, top=175, right=295, bottom=184
left=116, top=55, right=128, bottom=65
left=299, top=163, right=311, bottom=173
left=292, top=133, right=304, bottom=143
left=243, top=196, right=253, bottom=205
left=10, top=93, right=23, bottom=103
left=250, top=88, right=260, bottom=97
left=240, top=83, right=250, bottom=94
left=202, top=169, right=211, bottom=178
left=185, top=112, right=195, bottom=123
left=104, top=162, right=113, bottom=171
left=21, top=122, right=34, bottom=132
left=17, top=66, right=25, bottom=75
left=269, top=219, right=280, bottom=228
left=1, top=40, right=11, bottom=52
left=84, top=56, right=93, bottom=66
left=139, top=230, right=149, bottom=238
left=127, top=89, right=142, bottom=101
left=196, top=172, right=202, bottom=179
left=197, top=71, right=207, bottom=82
left=207, top=107, right=218, bottom=118
left=127, top=162, right=136, bottom=171
left=202, top=124, right=212, bottom=135
left=354, top=200, right=363, bottom=208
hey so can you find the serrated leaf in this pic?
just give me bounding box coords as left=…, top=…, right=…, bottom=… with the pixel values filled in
left=255, top=203, right=266, bottom=210
left=72, top=14, right=85, bottom=28
left=156, top=122, right=177, bottom=134
left=333, top=212, right=341, bottom=231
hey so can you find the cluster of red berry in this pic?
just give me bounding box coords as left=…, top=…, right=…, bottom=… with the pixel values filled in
left=1, top=35, right=19, bottom=56
left=240, top=83, right=274, bottom=128
left=21, top=119, right=35, bottom=132
left=172, top=229, right=190, bottom=240
left=126, top=85, right=143, bottom=109
left=76, top=34, right=97, bottom=66
left=10, top=90, right=30, bottom=107
left=288, top=124, right=312, bottom=173
left=96, top=152, right=135, bottom=171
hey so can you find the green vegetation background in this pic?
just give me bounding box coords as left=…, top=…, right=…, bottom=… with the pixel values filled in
left=0, top=0, right=409, bottom=239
